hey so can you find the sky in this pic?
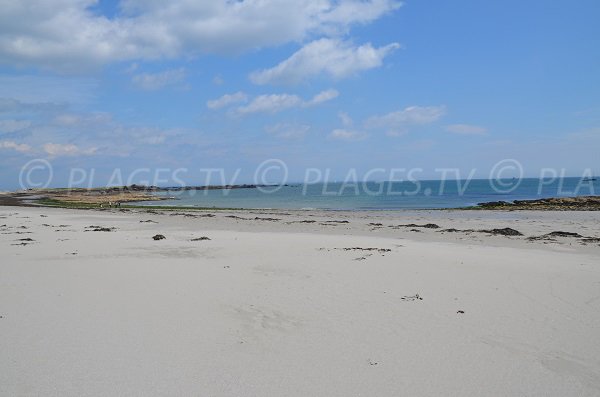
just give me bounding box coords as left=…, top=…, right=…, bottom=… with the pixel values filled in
left=0, top=0, right=599, bottom=189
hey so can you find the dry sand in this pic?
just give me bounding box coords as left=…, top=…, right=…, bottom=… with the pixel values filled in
left=1, top=206, right=600, bottom=396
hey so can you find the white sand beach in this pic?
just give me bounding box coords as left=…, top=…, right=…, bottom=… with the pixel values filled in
left=1, top=206, right=600, bottom=396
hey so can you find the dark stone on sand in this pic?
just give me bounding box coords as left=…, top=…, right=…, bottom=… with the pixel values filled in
left=546, top=231, right=583, bottom=238
left=254, top=217, right=280, bottom=221
left=580, top=237, right=600, bottom=243
left=526, top=235, right=556, bottom=241
left=457, top=310, right=465, bottom=314
left=191, top=236, right=211, bottom=241
left=152, top=234, right=166, bottom=240
left=342, top=247, right=391, bottom=253
left=394, top=223, right=440, bottom=229
left=480, top=227, right=523, bottom=236
left=401, top=294, right=423, bottom=301
left=85, top=226, right=115, bottom=232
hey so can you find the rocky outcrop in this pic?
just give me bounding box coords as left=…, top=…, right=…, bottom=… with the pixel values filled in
left=475, top=196, right=600, bottom=211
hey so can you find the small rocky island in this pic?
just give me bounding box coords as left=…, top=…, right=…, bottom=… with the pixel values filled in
left=0, top=184, right=270, bottom=208
left=474, top=196, right=600, bottom=211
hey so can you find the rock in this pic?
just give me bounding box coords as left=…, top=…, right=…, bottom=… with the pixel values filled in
left=475, top=196, right=600, bottom=211
left=191, top=236, right=211, bottom=241
left=546, top=231, right=583, bottom=238
left=85, top=225, right=115, bottom=232
left=152, top=234, right=166, bottom=240
left=480, top=227, right=523, bottom=236
left=401, top=294, right=423, bottom=301
left=580, top=237, right=600, bottom=243
left=341, top=247, right=391, bottom=253
left=477, top=200, right=512, bottom=208
left=394, top=223, right=440, bottom=229
left=254, top=217, right=280, bottom=222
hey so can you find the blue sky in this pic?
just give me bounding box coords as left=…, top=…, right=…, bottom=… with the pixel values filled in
left=1, top=0, right=599, bottom=189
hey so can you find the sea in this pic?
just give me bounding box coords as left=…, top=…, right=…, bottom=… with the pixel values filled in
left=136, top=177, right=599, bottom=210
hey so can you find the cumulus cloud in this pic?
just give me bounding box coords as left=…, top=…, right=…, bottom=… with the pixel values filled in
left=237, top=94, right=303, bottom=115
left=235, top=89, right=338, bottom=115
left=366, top=105, right=446, bottom=135
left=0, top=0, right=401, bottom=71
left=206, top=92, right=248, bottom=110
left=306, top=89, right=339, bottom=106
left=0, top=140, right=32, bottom=153
left=444, top=124, right=487, bottom=135
left=132, top=68, right=186, bottom=90
left=250, top=38, right=400, bottom=85
left=328, top=128, right=366, bottom=141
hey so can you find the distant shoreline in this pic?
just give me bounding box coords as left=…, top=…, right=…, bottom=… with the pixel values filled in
left=1, top=185, right=600, bottom=211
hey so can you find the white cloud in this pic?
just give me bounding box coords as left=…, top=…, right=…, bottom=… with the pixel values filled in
left=0, top=1, right=401, bottom=71
left=53, top=112, right=112, bottom=127
left=0, top=119, right=31, bottom=133
left=338, top=111, right=353, bottom=126
left=206, top=92, right=248, bottom=110
left=306, top=89, right=339, bottom=106
left=250, top=38, right=400, bottom=85
left=43, top=143, right=97, bottom=157
left=444, top=124, right=487, bottom=135
left=266, top=123, right=311, bottom=140
left=366, top=105, right=446, bottom=135
left=53, top=114, right=81, bottom=126
left=328, top=128, right=366, bottom=141
left=132, top=68, right=186, bottom=90
left=0, top=97, right=195, bottom=160
left=235, top=89, right=338, bottom=115
left=127, top=127, right=175, bottom=145
left=237, top=94, right=303, bottom=115
left=0, top=140, right=32, bottom=153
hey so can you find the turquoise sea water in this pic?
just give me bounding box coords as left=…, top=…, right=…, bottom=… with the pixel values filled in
left=136, top=178, right=599, bottom=210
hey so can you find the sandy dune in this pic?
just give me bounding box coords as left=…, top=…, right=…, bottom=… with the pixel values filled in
left=1, top=206, right=600, bottom=396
